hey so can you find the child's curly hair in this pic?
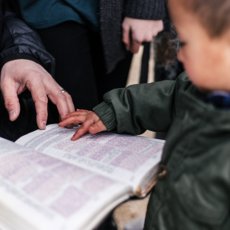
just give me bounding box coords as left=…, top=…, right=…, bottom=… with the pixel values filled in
left=180, top=0, right=230, bottom=37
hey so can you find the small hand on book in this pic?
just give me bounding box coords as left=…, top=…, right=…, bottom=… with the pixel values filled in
left=59, top=109, right=106, bottom=141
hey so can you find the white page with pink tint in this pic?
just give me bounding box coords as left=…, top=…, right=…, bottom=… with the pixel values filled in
left=17, top=124, right=164, bottom=194
left=0, top=138, right=129, bottom=230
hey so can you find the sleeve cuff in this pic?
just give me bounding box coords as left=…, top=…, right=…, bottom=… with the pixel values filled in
left=93, top=102, right=117, bottom=131
left=0, top=52, right=42, bottom=70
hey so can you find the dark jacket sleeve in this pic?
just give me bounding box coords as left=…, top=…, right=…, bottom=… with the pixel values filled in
left=0, top=3, right=55, bottom=74
left=124, top=0, right=166, bottom=20
left=93, top=79, right=178, bottom=135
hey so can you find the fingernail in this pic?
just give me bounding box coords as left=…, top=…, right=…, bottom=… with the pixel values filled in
left=40, top=121, right=46, bottom=130
left=9, top=110, right=16, bottom=121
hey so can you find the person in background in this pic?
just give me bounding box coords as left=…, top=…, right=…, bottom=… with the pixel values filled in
left=15, top=0, right=165, bottom=109
left=0, top=0, right=74, bottom=140
left=59, top=0, right=230, bottom=229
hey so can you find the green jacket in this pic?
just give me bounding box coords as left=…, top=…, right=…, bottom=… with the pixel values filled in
left=93, top=73, right=230, bottom=230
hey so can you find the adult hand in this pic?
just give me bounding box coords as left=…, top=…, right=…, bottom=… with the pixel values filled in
left=59, top=109, right=107, bottom=140
left=0, top=59, right=75, bottom=129
left=122, top=17, right=163, bottom=53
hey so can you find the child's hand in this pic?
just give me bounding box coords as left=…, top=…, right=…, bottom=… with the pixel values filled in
left=59, top=109, right=107, bottom=140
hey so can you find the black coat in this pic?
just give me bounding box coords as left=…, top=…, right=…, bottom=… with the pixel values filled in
left=0, top=0, right=54, bottom=73
left=0, top=0, right=55, bottom=141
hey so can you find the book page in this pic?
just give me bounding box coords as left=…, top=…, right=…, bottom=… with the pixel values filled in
left=0, top=138, right=130, bottom=230
left=17, top=124, right=164, bottom=196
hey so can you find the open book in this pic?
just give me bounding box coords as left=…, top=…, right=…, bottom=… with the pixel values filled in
left=0, top=124, right=164, bottom=230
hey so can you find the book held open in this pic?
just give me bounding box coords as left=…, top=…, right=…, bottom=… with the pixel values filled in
left=0, top=124, right=164, bottom=230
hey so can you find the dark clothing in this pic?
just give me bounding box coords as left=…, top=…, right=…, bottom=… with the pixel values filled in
left=0, top=95, right=37, bottom=141
left=17, top=0, right=99, bottom=30
left=93, top=73, right=230, bottom=230
left=0, top=0, right=3, bottom=35
left=37, top=22, right=132, bottom=109
left=0, top=0, right=54, bottom=73
left=203, top=91, right=230, bottom=109
left=17, top=0, right=166, bottom=110
left=0, top=0, right=55, bottom=141
left=17, top=0, right=167, bottom=72
left=100, top=0, right=166, bottom=73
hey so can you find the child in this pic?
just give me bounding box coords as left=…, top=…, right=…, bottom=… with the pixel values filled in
left=59, top=0, right=230, bottom=229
